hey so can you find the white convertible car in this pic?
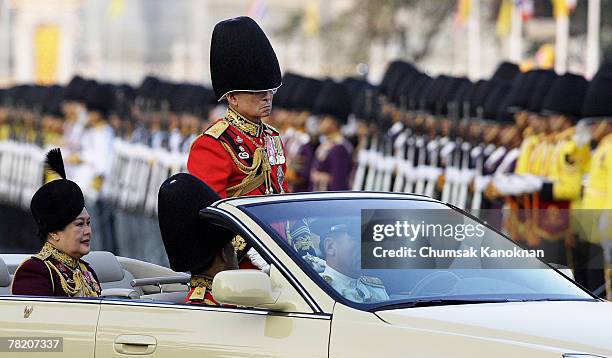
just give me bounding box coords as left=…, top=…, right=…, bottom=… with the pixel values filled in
left=0, top=192, right=610, bottom=357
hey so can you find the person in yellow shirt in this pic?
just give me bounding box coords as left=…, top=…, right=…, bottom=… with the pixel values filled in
left=573, top=72, right=612, bottom=298
left=532, top=74, right=590, bottom=271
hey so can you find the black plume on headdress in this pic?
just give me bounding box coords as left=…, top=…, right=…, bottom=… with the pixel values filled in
left=45, top=148, right=66, bottom=179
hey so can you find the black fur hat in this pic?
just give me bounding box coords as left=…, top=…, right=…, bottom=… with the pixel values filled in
left=526, top=70, right=557, bottom=114
left=312, top=80, right=352, bottom=124
left=581, top=73, right=612, bottom=119
left=492, top=62, right=520, bottom=82
left=30, top=149, right=85, bottom=243
left=541, top=73, right=588, bottom=120
left=158, top=173, right=234, bottom=273
left=210, top=16, right=282, bottom=101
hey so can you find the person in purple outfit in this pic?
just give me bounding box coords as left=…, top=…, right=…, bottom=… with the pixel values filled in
left=310, top=80, right=354, bottom=191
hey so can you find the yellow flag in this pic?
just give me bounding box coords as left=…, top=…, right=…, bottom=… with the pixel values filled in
left=551, top=0, right=570, bottom=19
left=303, top=0, right=320, bottom=37
left=108, top=0, right=125, bottom=19
left=34, top=25, right=60, bottom=85
left=455, top=0, right=472, bottom=27
left=496, top=0, right=513, bottom=37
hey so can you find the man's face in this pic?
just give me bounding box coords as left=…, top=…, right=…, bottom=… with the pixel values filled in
left=324, top=232, right=361, bottom=278
left=227, top=90, right=274, bottom=121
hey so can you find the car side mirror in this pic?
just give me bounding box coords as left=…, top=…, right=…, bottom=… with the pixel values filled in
left=212, top=270, right=290, bottom=311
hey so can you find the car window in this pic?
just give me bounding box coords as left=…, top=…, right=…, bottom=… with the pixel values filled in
left=242, top=198, right=594, bottom=309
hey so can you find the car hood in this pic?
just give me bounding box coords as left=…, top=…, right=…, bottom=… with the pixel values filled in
left=376, top=301, right=612, bottom=355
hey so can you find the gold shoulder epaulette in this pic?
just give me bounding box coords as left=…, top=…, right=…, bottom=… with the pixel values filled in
left=204, top=120, right=230, bottom=139
left=264, top=123, right=280, bottom=134
left=359, top=275, right=384, bottom=287
left=188, top=286, right=206, bottom=301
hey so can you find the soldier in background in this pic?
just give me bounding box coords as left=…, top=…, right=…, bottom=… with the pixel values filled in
left=575, top=71, right=612, bottom=297
left=310, top=80, right=353, bottom=191
left=283, top=75, right=322, bottom=193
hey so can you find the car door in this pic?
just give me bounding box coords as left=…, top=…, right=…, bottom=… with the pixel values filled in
left=0, top=296, right=100, bottom=357
left=94, top=265, right=331, bottom=358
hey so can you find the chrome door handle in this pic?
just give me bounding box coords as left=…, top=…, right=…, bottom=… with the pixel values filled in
left=114, top=335, right=157, bottom=355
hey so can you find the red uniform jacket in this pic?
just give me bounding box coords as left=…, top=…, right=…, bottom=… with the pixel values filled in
left=188, top=108, right=289, bottom=198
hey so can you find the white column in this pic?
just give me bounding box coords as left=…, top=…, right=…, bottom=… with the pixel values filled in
left=468, top=0, right=480, bottom=80
left=586, top=0, right=600, bottom=79
left=509, top=3, right=523, bottom=63
left=554, top=12, right=570, bottom=74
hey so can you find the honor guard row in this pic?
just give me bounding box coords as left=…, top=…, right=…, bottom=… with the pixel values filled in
left=301, top=58, right=610, bottom=299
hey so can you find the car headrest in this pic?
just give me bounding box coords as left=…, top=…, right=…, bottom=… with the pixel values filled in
left=82, top=251, right=125, bottom=283
left=0, top=257, right=10, bottom=287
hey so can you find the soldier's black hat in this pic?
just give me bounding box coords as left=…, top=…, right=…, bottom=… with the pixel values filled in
left=505, top=70, right=546, bottom=113
left=468, top=79, right=491, bottom=118
left=43, top=85, right=65, bottom=117
left=423, top=75, right=450, bottom=114
left=379, top=61, right=405, bottom=97
left=158, top=173, right=234, bottom=273
left=210, top=16, right=282, bottom=101
left=482, top=81, right=512, bottom=122
left=85, top=82, right=114, bottom=117
left=30, top=149, right=85, bottom=244
left=593, top=61, right=612, bottom=79
left=352, top=83, right=379, bottom=121
left=63, top=75, right=88, bottom=102
left=290, top=77, right=323, bottom=112
left=451, top=79, right=474, bottom=118
left=312, top=80, right=352, bottom=124
left=388, top=63, right=417, bottom=105
left=437, top=77, right=470, bottom=116
left=541, top=73, right=588, bottom=120
left=492, top=62, right=520, bottom=82
left=273, top=73, right=300, bottom=110
left=526, top=70, right=557, bottom=114
left=403, top=73, right=431, bottom=111
left=581, top=73, right=612, bottom=120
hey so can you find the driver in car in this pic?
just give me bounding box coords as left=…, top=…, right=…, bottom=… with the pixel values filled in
left=319, top=224, right=389, bottom=303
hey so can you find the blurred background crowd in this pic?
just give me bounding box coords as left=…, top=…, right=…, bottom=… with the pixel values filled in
left=0, top=0, right=611, bottom=298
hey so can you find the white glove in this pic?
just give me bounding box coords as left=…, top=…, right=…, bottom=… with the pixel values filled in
left=246, top=248, right=270, bottom=275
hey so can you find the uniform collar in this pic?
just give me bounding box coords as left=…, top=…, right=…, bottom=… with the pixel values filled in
left=226, top=106, right=263, bottom=137
left=38, top=242, right=79, bottom=269
left=190, top=273, right=214, bottom=289
left=323, top=265, right=358, bottom=286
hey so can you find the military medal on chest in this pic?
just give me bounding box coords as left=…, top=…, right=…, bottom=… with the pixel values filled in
left=265, top=135, right=277, bottom=166
left=273, top=136, right=285, bottom=164
left=235, top=135, right=250, bottom=159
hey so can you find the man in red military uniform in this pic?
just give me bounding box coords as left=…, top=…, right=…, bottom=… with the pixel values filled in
left=187, top=16, right=287, bottom=270
left=188, top=16, right=288, bottom=198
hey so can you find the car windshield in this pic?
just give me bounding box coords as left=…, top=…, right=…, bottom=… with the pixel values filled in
left=242, top=197, right=594, bottom=309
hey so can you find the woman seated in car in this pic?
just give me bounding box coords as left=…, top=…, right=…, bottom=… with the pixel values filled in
left=11, top=149, right=101, bottom=297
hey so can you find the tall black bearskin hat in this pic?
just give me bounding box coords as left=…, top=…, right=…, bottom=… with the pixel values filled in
left=85, top=82, right=114, bottom=117
left=541, top=73, right=588, bottom=120
left=158, top=173, right=234, bottom=273
left=526, top=70, right=558, bottom=114
left=492, top=62, right=520, bottom=83
left=30, top=149, right=85, bottom=244
left=210, top=16, right=282, bottom=101
left=581, top=72, right=612, bottom=120
left=290, top=77, right=324, bottom=112
left=312, top=80, right=352, bottom=124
